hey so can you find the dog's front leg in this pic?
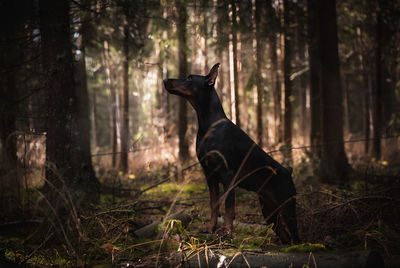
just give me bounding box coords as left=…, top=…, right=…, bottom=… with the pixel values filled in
left=222, top=183, right=235, bottom=235
left=206, top=177, right=220, bottom=233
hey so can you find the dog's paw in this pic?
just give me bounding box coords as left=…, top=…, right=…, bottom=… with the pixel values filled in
left=199, top=228, right=210, bottom=234
left=199, top=224, right=216, bottom=234
left=215, top=226, right=232, bottom=238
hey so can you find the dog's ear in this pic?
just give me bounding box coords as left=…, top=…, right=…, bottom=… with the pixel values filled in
left=207, top=63, right=220, bottom=86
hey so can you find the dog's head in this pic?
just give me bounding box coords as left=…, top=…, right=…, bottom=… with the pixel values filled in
left=163, top=63, right=220, bottom=107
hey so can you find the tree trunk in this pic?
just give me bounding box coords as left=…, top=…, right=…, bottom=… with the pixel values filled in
left=266, top=1, right=281, bottom=143
left=255, top=0, right=264, bottom=147
left=134, top=211, right=191, bottom=238
left=237, top=1, right=251, bottom=132
left=73, top=13, right=98, bottom=192
left=364, top=75, right=371, bottom=155
left=215, top=0, right=224, bottom=102
left=372, top=4, right=382, bottom=160
left=278, top=3, right=286, bottom=144
left=318, top=0, right=350, bottom=182
left=0, top=1, right=18, bottom=172
left=216, top=0, right=232, bottom=118
left=307, top=0, right=322, bottom=159
left=283, top=0, right=293, bottom=163
left=296, top=0, right=308, bottom=142
left=357, top=28, right=371, bottom=155
left=343, top=76, right=350, bottom=135
left=161, top=5, right=170, bottom=140
left=230, top=0, right=241, bottom=128
left=270, top=38, right=281, bottom=144
left=103, top=40, right=118, bottom=168
left=120, top=26, right=130, bottom=174
left=190, top=6, right=201, bottom=74
left=202, top=0, right=209, bottom=74
left=91, top=90, right=97, bottom=150
left=176, top=0, right=189, bottom=162
left=40, top=0, right=99, bottom=200
left=378, top=1, right=395, bottom=139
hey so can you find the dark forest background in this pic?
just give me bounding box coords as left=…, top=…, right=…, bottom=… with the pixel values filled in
left=0, top=0, right=399, bottom=266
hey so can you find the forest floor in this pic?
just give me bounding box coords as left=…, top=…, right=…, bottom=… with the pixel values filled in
left=1, top=160, right=400, bottom=267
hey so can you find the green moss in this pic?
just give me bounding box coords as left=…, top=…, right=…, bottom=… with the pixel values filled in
left=183, top=184, right=197, bottom=193
left=157, top=219, right=185, bottom=236
left=4, top=248, right=71, bottom=266
left=280, top=243, right=326, bottom=253
left=240, top=244, right=262, bottom=251
left=230, top=235, right=266, bottom=251
left=100, top=194, right=113, bottom=203
left=160, top=183, right=178, bottom=193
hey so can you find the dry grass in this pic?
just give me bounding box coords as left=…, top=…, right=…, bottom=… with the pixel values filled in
left=297, top=184, right=400, bottom=255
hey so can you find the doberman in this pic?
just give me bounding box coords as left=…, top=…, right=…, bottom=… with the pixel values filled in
left=163, top=63, right=300, bottom=244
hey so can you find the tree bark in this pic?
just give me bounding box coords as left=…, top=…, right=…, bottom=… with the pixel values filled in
left=176, top=0, right=189, bottom=162
left=266, top=1, right=281, bottom=143
left=270, top=39, right=281, bottom=143
left=295, top=0, right=308, bottom=142
left=0, top=1, right=19, bottom=172
left=255, top=0, right=264, bottom=147
left=372, top=3, right=383, bottom=160
left=343, top=76, right=350, bottom=135
left=73, top=10, right=98, bottom=193
left=215, top=0, right=225, bottom=103
left=134, top=211, right=191, bottom=238
left=202, top=0, right=209, bottom=74
left=307, top=0, right=322, bottom=159
left=91, top=90, right=97, bottom=150
left=103, top=40, right=118, bottom=168
left=229, top=0, right=241, bottom=128
left=318, top=0, right=350, bottom=181
left=237, top=1, right=251, bottom=132
left=216, top=0, right=232, bottom=118
left=40, top=0, right=99, bottom=200
left=120, top=25, right=130, bottom=174
left=357, top=28, right=371, bottom=155
left=160, top=5, right=170, bottom=141
left=283, top=0, right=293, bottom=163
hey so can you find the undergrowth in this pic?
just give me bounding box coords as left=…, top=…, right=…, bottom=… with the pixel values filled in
left=0, top=161, right=399, bottom=267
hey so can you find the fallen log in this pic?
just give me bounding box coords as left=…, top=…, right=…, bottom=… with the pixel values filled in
left=216, top=217, right=266, bottom=232
left=171, top=249, right=384, bottom=268
left=134, top=211, right=191, bottom=238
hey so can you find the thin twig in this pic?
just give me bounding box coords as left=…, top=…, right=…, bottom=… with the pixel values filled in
left=311, top=195, right=394, bottom=216
left=19, top=230, right=55, bottom=265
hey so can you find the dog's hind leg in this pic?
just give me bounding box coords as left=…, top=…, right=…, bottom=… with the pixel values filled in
left=275, top=198, right=300, bottom=244
left=284, top=198, right=300, bottom=243
left=258, top=193, right=291, bottom=244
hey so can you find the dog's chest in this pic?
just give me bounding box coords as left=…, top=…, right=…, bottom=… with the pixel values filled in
left=196, top=130, right=229, bottom=169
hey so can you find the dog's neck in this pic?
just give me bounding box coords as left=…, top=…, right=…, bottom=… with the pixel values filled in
left=195, top=88, right=227, bottom=136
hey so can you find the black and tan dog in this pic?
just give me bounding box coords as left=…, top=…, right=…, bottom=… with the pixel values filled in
left=164, top=63, right=300, bottom=244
